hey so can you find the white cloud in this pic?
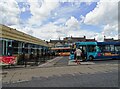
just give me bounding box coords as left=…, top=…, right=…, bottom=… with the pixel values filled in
left=84, top=0, right=118, bottom=25
left=8, top=25, right=34, bottom=37
left=34, top=16, right=97, bottom=41
left=4, top=1, right=119, bottom=42
left=65, top=16, right=79, bottom=30
left=27, top=0, right=60, bottom=25
left=32, top=22, right=67, bottom=40
left=102, top=24, right=118, bottom=39
left=67, top=30, right=97, bottom=39
left=93, top=23, right=118, bottom=42
left=53, top=18, right=66, bottom=25
left=21, top=7, right=26, bottom=12
left=103, top=24, right=118, bottom=33
left=8, top=16, right=98, bottom=41
left=83, top=0, right=119, bottom=40
left=0, top=0, right=20, bottom=25
left=32, top=24, right=98, bottom=41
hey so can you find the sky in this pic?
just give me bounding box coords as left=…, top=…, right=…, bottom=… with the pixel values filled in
left=0, top=0, right=119, bottom=41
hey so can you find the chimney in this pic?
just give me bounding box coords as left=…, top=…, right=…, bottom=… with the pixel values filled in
left=84, top=36, right=86, bottom=39
left=104, top=36, right=106, bottom=39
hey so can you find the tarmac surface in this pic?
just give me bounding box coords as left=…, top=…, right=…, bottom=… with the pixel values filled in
left=54, top=56, right=69, bottom=67
left=1, top=56, right=119, bottom=87
left=3, top=70, right=118, bottom=87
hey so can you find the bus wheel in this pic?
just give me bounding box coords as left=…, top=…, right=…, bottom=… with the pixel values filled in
left=89, top=56, right=93, bottom=61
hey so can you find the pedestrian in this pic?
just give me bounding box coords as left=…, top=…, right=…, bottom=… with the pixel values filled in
left=75, top=48, right=82, bottom=64
left=74, top=49, right=76, bottom=60
left=81, top=49, right=86, bottom=61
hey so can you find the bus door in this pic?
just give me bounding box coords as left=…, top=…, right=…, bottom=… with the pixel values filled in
left=86, top=45, right=97, bottom=60
left=78, top=45, right=87, bottom=60
left=82, top=46, right=87, bottom=60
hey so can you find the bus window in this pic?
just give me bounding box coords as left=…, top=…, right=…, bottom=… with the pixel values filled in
left=65, top=49, right=70, bottom=52
left=70, top=49, right=75, bottom=54
left=98, top=45, right=115, bottom=52
left=99, top=45, right=111, bottom=52
left=95, top=46, right=100, bottom=52
left=79, top=46, right=82, bottom=49
left=105, top=45, right=110, bottom=51
left=98, top=45, right=105, bottom=52
left=82, top=46, right=87, bottom=53
left=88, top=45, right=96, bottom=52
left=105, top=45, right=114, bottom=52
left=115, top=46, right=120, bottom=52
left=110, top=45, right=114, bottom=51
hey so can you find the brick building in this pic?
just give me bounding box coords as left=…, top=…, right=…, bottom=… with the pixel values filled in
left=104, top=36, right=120, bottom=42
left=49, top=36, right=96, bottom=47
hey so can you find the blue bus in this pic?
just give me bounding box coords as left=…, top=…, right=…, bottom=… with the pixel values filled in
left=70, top=42, right=120, bottom=61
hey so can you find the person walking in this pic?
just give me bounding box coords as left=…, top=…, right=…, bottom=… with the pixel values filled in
left=75, top=48, right=82, bottom=64
left=81, top=48, right=86, bottom=61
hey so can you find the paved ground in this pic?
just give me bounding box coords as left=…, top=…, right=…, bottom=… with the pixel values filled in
left=3, top=70, right=118, bottom=87
left=54, top=56, right=69, bottom=67
left=1, top=56, right=119, bottom=87
left=38, top=57, right=63, bottom=68
left=93, top=59, right=118, bottom=64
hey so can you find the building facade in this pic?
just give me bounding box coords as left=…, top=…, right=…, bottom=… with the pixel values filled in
left=0, top=25, right=49, bottom=64
left=49, top=36, right=96, bottom=47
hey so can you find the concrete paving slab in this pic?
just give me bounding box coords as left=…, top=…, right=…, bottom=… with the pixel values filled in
left=80, top=62, right=95, bottom=65
left=38, top=57, right=63, bottom=68
left=2, top=57, right=118, bottom=84
left=68, top=61, right=77, bottom=66
left=0, top=71, right=8, bottom=75
left=2, top=63, right=118, bottom=84
left=68, top=60, right=95, bottom=65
